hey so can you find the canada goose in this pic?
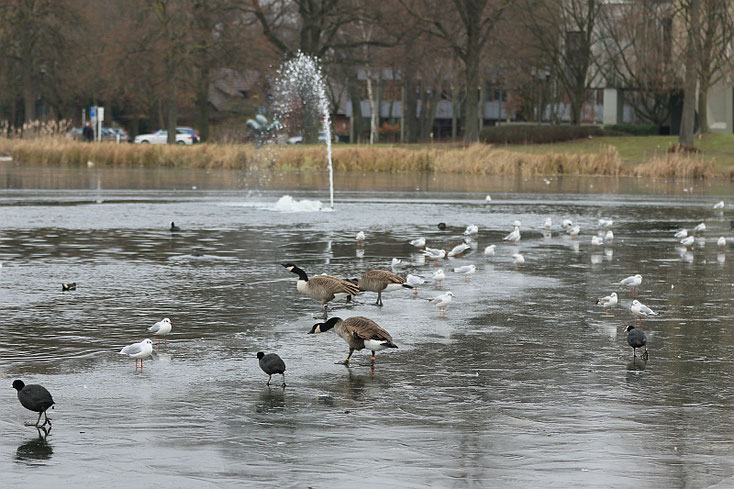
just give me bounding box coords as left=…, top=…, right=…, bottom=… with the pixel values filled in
left=619, top=274, right=642, bottom=294
left=257, top=352, right=286, bottom=387
left=119, top=339, right=154, bottom=369
left=13, top=380, right=55, bottom=427
left=148, top=318, right=173, bottom=345
left=350, top=269, right=412, bottom=306
left=596, top=292, right=618, bottom=315
left=282, top=263, right=361, bottom=318
left=308, top=316, right=397, bottom=364
left=625, top=325, right=648, bottom=360
left=61, top=283, right=76, bottom=291
left=170, top=222, right=181, bottom=232
left=630, top=300, right=657, bottom=325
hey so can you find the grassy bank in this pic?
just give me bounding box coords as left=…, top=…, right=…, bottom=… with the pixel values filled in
left=0, top=135, right=730, bottom=179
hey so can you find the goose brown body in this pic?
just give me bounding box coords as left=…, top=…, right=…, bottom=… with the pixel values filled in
left=309, top=316, right=398, bottom=364
left=282, top=263, right=360, bottom=317
left=353, top=269, right=411, bottom=306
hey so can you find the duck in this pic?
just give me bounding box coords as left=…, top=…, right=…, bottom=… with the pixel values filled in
left=448, top=242, right=471, bottom=257
left=170, top=222, right=181, bottom=232
left=349, top=269, right=412, bottom=306
left=119, top=339, right=154, bottom=369
left=257, top=352, right=286, bottom=387
left=12, top=380, right=55, bottom=428
left=282, top=263, right=361, bottom=318
left=453, top=265, right=476, bottom=282
left=148, top=318, right=173, bottom=345
left=484, top=244, right=496, bottom=257
left=624, top=325, right=648, bottom=359
left=309, top=316, right=397, bottom=365
left=409, top=237, right=426, bottom=248
left=596, top=292, right=618, bottom=315
left=61, top=282, right=76, bottom=291
left=429, top=291, right=455, bottom=316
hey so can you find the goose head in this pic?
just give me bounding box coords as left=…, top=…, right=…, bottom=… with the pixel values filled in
left=309, top=317, right=341, bottom=334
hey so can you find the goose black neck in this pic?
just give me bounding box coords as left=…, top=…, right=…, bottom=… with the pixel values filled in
left=320, top=317, right=341, bottom=331
left=291, top=265, right=309, bottom=281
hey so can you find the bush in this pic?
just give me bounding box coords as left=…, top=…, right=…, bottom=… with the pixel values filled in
left=604, top=123, right=658, bottom=136
left=479, top=125, right=605, bottom=145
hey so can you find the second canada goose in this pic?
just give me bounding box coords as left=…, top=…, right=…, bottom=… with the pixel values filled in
left=282, top=263, right=361, bottom=318
left=309, top=316, right=397, bottom=364
left=350, top=269, right=412, bottom=306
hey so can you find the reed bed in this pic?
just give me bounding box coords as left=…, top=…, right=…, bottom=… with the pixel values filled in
left=0, top=137, right=726, bottom=179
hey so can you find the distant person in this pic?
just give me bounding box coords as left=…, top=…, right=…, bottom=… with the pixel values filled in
left=82, top=122, right=94, bottom=142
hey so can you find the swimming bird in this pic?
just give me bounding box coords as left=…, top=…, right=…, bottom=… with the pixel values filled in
left=543, top=218, right=552, bottom=230
left=512, top=253, right=525, bottom=266
left=693, top=222, right=706, bottom=234
left=464, top=224, right=479, bottom=236
left=282, top=264, right=361, bottom=318
left=409, top=237, right=426, bottom=248
left=448, top=242, right=471, bottom=257
left=718, top=236, right=727, bottom=248
left=356, top=231, right=366, bottom=243
left=170, top=222, right=181, bottom=232
left=630, top=299, right=657, bottom=325
left=591, top=236, right=603, bottom=247
left=680, top=236, right=695, bottom=249
left=12, top=380, right=55, bottom=427
left=624, top=325, right=648, bottom=359
left=309, top=316, right=397, bottom=365
left=598, top=219, right=614, bottom=228
left=423, top=247, right=446, bottom=265
left=437, top=222, right=447, bottom=230
left=350, top=269, right=412, bottom=306
left=604, top=230, right=614, bottom=242
left=119, top=339, right=154, bottom=369
left=674, top=229, right=688, bottom=239
left=453, top=264, right=476, bottom=282
left=503, top=226, right=521, bottom=243
left=484, top=244, right=496, bottom=257
left=714, top=201, right=725, bottom=210
left=406, top=273, right=425, bottom=295
left=596, top=292, right=618, bottom=315
left=619, top=274, right=642, bottom=295
left=429, top=291, right=455, bottom=317
left=148, top=318, right=172, bottom=345
left=257, top=352, right=286, bottom=387
left=61, top=283, right=76, bottom=291
left=432, top=269, right=446, bottom=288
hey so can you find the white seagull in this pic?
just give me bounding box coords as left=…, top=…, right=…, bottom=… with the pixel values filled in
left=674, top=229, right=688, bottom=239
left=453, top=265, right=476, bottom=282
left=619, top=274, right=642, bottom=294
left=429, top=291, right=455, bottom=317
left=543, top=218, right=552, bottom=230
left=356, top=231, right=366, bottom=243
left=483, top=244, right=496, bottom=257
left=448, top=242, right=471, bottom=257
left=423, top=247, right=446, bottom=265
left=503, top=227, right=521, bottom=243
left=567, top=225, right=581, bottom=236
left=718, top=236, right=727, bottom=248
left=406, top=274, right=425, bottom=295
left=148, top=318, right=172, bottom=345
left=119, top=339, right=154, bottom=369
left=604, top=230, right=614, bottom=242
left=512, top=253, right=525, bottom=266
left=409, top=237, right=426, bottom=248
left=596, top=292, right=618, bottom=315
left=562, top=219, right=573, bottom=230
left=591, top=236, right=603, bottom=247
left=464, top=224, right=479, bottom=236
left=693, top=222, right=706, bottom=233
left=391, top=258, right=403, bottom=268
left=432, top=269, right=446, bottom=288
left=714, top=201, right=725, bottom=210
left=630, top=299, right=657, bottom=324
left=680, top=236, right=695, bottom=248
left=598, top=219, right=614, bottom=228
left=485, top=195, right=492, bottom=203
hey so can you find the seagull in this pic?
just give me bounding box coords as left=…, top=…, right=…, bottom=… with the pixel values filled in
left=625, top=325, right=648, bottom=360
left=512, top=220, right=522, bottom=228
left=148, top=318, right=172, bottom=345
left=714, top=201, right=725, bottom=210
left=453, top=265, right=476, bottom=282
left=503, top=226, right=521, bottom=243
left=429, top=291, right=455, bottom=317
left=432, top=269, right=445, bottom=288
left=485, top=195, right=492, bottom=203
left=562, top=219, right=573, bottom=230
left=119, top=339, right=154, bottom=369
left=356, top=231, right=366, bottom=243
left=448, top=242, right=471, bottom=257
left=391, top=258, right=403, bottom=268
left=693, top=222, right=706, bottom=234
left=423, top=247, right=446, bottom=265
left=619, top=274, right=642, bottom=295
left=680, top=236, right=695, bottom=249
left=591, top=236, right=603, bottom=247
left=630, top=300, right=657, bottom=325
left=483, top=244, right=496, bottom=257
left=604, top=230, right=614, bottom=242
left=406, top=274, right=425, bottom=295
left=596, top=292, right=618, bottom=315
left=567, top=225, right=581, bottom=236
left=409, top=237, right=426, bottom=248
left=598, top=219, right=614, bottom=228
left=512, top=253, right=525, bottom=266
left=718, top=236, right=727, bottom=248
left=543, top=218, right=552, bottom=230
left=674, top=229, right=688, bottom=239
left=464, top=224, right=479, bottom=236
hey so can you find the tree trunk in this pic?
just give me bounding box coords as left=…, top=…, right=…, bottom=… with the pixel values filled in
left=679, top=0, right=700, bottom=146
left=348, top=75, right=363, bottom=143
left=462, top=60, right=480, bottom=142
left=404, top=70, right=418, bottom=143
left=451, top=85, right=458, bottom=142
left=195, top=65, right=210, bottom=142
left=166, top=89, right=178, bottom=145
left=697, top=79, right=709, bottom=133
left=366, top=68, right=378, bottom=144
left=21, top=55, right=35, bottom=122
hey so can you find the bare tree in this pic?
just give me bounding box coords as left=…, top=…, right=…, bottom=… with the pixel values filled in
left=678, top=0, right=701, bottom=147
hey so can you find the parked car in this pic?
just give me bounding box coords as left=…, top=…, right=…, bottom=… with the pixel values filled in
left=286, top=131, right=337, bottom=144
left=177, top=126, right=200, bottom=143
left=134, top=129, right=193, bottom=145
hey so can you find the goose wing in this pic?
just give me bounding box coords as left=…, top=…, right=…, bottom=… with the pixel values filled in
left=344, top=316, right=393, bottom=342
left=310, top=275, right=361, bottom=297
left=364, top=269, right=405, bottom=285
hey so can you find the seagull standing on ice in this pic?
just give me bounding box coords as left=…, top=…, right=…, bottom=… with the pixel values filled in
left=674, top=229, right=688, bottom=239
left=598, top=219, right=614, bottom=228
left=567, top=225, right=581, bottom=237
left=596, top=292, right=618, bottom=315
left=591, top=236, right=603, bottom=247
left=429, top=291, right=455, bottom=317
left=544, top=218, right=552, bottom=230
left=693, top=222, right=706, bottom=234
left=680, top=236, right=695, bottom=249
left=630, top=300, right=657, bottom=325
left=453, top=265, right=476, bottom=282
left=423, top=247, right=446, bottom=265
left=484, top=244, right=496, bottom=257
left=432, top=269, right=446, bottom=288
left=356, top=231, right=366, bottom=245
left=119, top=339, right=154, bottom=369
left=148, top=318, right=173, bottom=345
left=512, top=253, right=525, bottom=267
left=406, top=274, right=425, bottom=295
left=485, top=195, right=492, bottom=203
left=448, top=242, right=471, bottom=257
left=409, top=237, right=426, bottom=248
left=503, top=226, right=521, bottom=243
left=391, top=258, right=403, bottom=268
left=604, top=230, right=614, bottom=242
left=619, top=274, right=642, bottom=295
left=718, top=237, right=727, bottom=248
left=562, top=219, right=573, bottom=230
left=464, top=225, right=478, bottom=236
left=714, top=201, right=725, bottom=210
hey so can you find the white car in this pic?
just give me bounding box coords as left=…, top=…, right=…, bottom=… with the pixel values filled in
left=286, top=131, right=337, bottom=144
left=134, top=129, right=193, bottom=145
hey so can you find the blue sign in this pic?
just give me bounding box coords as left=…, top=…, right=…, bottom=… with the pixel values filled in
left=90, top=106, right=96, bottom=119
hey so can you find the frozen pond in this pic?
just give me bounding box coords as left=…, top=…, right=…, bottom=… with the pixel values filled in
left=1, top=165, right=734, bottom=488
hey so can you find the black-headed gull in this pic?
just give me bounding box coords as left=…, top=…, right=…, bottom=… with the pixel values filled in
left=591, top=236, right=603, bottom=247
left=544, top=218, right=552, bottom=229
left=432, top=269, right=445, bottom=288
left=630, top=299, right=657, bottom=325
left=423, top=247, right=446, bottom=265
left=356, top=231, right=366, bottom=243
left=257, top=352, right=286, bottom=387
left=680, top=236, right=695, bottom=249
left=598, top=219, right=614, bottom=228
left=484, top=244, right=496, bottom=257
left=619, top=274, right=642, bottom=294
left=406, top=273, right=425, bottom=295
left=464, top=225, right=478, bottom=236
left=148, top=318, right=172, bottom=345
left=717, top=237, right=727, bottom=248
left=567, top=225, right=580, bottom=236
left=119, top=339, right=154, bottom=369
left=485, top=195, right=492, bottom=203
left=562, top=219, right=573, bottom=230
left=625, top=325, right=648, bottom=360
left=503, top=227, right=521, bottom=243
left=674, top=229, right=688, bottom=239
left=512, top=253, right=525, bottom=266
left=409, top=237, right=426, bottom=248
left=604, top=230, right=614, bottom=242
left=429, top=291, right=455, bottom=317
left=693, top=222, right=706, bottom=234
left=391, top=258, right=402, bottom=268
left=596, top=292, right=618, bottom=315
left=714, top=201, right=725, bottom=210
left=448, top=242, right=471, bottom=257
left=453, top=265, right=476, bottom=282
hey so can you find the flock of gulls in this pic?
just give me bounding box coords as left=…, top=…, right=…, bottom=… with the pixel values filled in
left=10, top=197, right=731, bottom=428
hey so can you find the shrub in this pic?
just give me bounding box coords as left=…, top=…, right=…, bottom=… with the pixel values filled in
left=479, top=125, right=605, bottom=145
left=604, top=123, right=658, bottom=136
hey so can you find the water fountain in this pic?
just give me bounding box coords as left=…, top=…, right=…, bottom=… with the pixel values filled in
left=273, top=52, right=335, bottom=210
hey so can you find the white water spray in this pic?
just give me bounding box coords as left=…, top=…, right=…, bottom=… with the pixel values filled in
left=274, top=52, right=334, bottom=209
